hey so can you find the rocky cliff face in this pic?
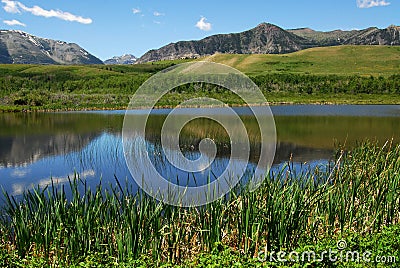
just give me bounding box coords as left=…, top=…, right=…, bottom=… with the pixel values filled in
left=138, top=23, right=400, bottom=63
left=0, top=30, right=103, bottom=64
left=287, top=28, right=357, bottom=46
left=137, top=23, right=312, bottom=63
left=343, top=26, right=400, bottom=45
left=288, top=25, right=400, bottom=46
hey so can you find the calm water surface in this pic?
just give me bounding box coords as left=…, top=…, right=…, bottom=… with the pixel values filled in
left=0, top=105, right=398, bottom=196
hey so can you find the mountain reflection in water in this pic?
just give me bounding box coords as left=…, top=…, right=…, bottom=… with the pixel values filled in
left=0, top=105, right=398, bottom=196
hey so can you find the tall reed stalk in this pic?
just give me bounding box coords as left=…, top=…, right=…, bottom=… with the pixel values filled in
left=0, top=141, right=399, bottom=265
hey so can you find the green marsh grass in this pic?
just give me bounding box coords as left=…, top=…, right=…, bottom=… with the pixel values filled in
left=0, top=141, right=399, bottom=266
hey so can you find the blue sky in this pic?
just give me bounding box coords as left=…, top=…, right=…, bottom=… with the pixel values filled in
left=0, top=0, right=398, bottom=60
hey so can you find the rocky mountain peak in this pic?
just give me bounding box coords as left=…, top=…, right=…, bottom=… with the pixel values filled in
left=104, top=54, right=137, bottom=65
left=137, top=23, right=311, bottom=63
left=0, top=30, right=103, bottom=65
left=387, top=25, right=400, bottom=31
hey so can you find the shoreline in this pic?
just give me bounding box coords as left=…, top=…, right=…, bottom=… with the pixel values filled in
left=1, top=100, right=399, bottom=113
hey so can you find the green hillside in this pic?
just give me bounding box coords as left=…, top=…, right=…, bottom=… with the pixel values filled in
left=202, top=45, right=400, bottom=76
left=0, top=46, right=399, bottom=111
left=0, top=45, right=398, bottom=78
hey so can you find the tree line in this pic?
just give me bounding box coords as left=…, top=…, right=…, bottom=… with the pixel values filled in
left=0, top=68, right=399, bottom=109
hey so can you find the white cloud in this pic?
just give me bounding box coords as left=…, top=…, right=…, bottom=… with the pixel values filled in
left=19, top=3, right=93, bottom=24
left=11, top=183, right=24, bottom=195
left=195, top=16, right=212, bottom=31
left=153, top=11, right=164, bottom=16
left=11, top=168, right=29, bottom=177
left=357, top=0, right=390, bottom=8
left=132, top=8, right=141, bottom=14
left=36, top=169, right=95, bottom=189
left=1, top=0, right=19, bottom=13
left=3, top=19, right=25, bottom=26
left=11, top=169, right=95, bottom=195
left=1, top=0, right=92, bottom=24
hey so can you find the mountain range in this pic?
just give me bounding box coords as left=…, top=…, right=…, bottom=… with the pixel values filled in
left=137, top=23, right=400, bottom=63
left=0, top=30, right=102, bottom=64
left=0, top=23, right=399, bottom=65
left=104, top=54, right=137, bottom=65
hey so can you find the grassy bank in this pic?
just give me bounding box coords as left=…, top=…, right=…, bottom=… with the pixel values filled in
left=0, top=46, right=400, bottom=112
left=203, top=45, right=400, bottom=76
left=0, top=141, right=399, bottom=267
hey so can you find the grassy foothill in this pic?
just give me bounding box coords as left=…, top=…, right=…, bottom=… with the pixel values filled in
left=0, top=141, right=399, bottom=267
left=0, top=45, right=399, bottom=112
left=203, top=45, right=400, bottom=76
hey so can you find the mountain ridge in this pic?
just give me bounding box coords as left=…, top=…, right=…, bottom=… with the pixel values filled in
left=104, top=54, right=137, bottom=65
left=137, top=23, right=400, bottom=63
left=288, top=25, right=400, bottom=46
left=0, top=30, right=103, bottom=65
left=0, top=23, right=399, bottom=65
left=137, top=23, right=313, bottom=63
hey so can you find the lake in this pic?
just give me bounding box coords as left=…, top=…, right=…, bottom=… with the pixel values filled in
left=0, top=105, right=399, bottom=198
